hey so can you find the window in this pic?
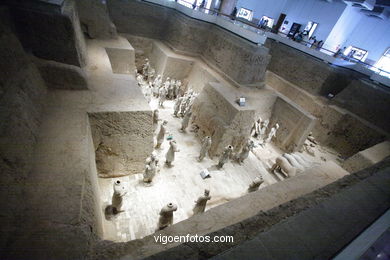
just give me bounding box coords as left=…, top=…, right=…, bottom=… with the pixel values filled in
left=177, top=0, right=212, bottom=13
left=178, top=0, right=200, bottom=9
left=237, top=7, right=253, bottom=21
left=303, top=21, right=318, bottom=39
left=259, top=16, right=274, bottom=29
left=343, top=46, right=368, bottom=62
left=374, top=48, right=390, bottom=78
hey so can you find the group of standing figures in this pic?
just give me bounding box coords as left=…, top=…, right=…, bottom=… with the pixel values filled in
left=251, top=117, right=280, bottom=146
left=137, top=106, right=265, bottom=230
left=109, top=59, right=268, bottom=230
left=136, top=58, right=187, bottom=106
left=144, top=91, right=198, bottom=185
left=147, top=107, right=265, bottom=186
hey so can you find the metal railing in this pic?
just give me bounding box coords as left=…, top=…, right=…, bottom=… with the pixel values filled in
left=142, top=0, right=390, bottom=80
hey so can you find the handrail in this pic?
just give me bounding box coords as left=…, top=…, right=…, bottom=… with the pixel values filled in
left=141, top=0, right=390, bottom=78
left=197, top=3, right=390, bottom=77
left=173, top=0, right=271, bottom=31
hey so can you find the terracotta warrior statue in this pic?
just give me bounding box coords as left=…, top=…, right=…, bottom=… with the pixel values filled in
left=143, top=152, right=159, bottom=184
left=185, top=90, right=196, bottom=108
left=142, top=58, right=150, bottom=77
left=155, top=120, right=168, bottom=148
left=163, top=77, right=171, bottom=92
left=148, top=67, right=155, bottom=81
left=158, top=86, right=167, bottom=107
left=157, top=202, right=177, bottom=230
left=111, top=180, right=127, bottom=213
left=179, top=90, right=193, bottom=115
left=217, top=145, right=233, bottom=169
left=173, top=97, right=184, bottom=117
left=153, top=75, right=162, bottom=97
left=167, top=82, right=174, bottom=100
left=180, top=110, right=192, bottom=132
left=167, top=78, right=176, bottom=99
left=251, top=118, right=262, bottom=138
left=176, top=80, right=182, bottom=97
left=237, top=140, right=255, bottom=164
left=165, top=140, right=180, bottom=167
left=173, top=80, right=179, bottom=99
left=198, top=136, right=212, bottom=161
left=136, top=73, right=144, bottom=86
left=153, top=109, right=160, bottom=125
left=144, top=82, right=152, bottom=103
left=193, top=189, right=211, bottom=215
left=259, top=119, right=269, bottom=138
left=265, top=123, right=279, bottom=143
left=247, top=176, right=264, bottom=192
left=178, top=99, right=187, bottom=117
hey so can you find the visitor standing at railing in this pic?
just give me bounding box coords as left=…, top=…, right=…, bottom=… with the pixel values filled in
left=199, top=0, right=205, bottom=9
left=230, top=7, right=237, bottom=20
left=144, top=0, right=389, bottom=78
left=316, top=40, right=324, bottom=51
left=334, top=47, right=346, bottom=58
left=311, top=39, right=318, bottom=49
left=307, top=36, right=316, bottom=47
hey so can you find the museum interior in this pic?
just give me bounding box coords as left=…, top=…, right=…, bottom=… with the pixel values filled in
left=0, top=0, right=389, bottom=259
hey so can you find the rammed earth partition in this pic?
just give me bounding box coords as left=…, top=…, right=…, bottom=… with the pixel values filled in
left=107, top=0, right=270, bottom=88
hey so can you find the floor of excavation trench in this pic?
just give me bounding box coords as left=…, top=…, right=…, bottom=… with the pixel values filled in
left=98, top=96, right=328, bottom=242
